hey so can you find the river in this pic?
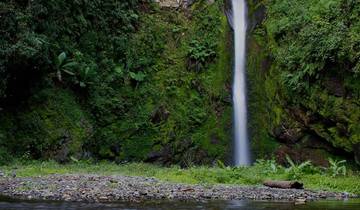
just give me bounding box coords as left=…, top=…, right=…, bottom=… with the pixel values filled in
left=0, top=199, right=359, bottom=210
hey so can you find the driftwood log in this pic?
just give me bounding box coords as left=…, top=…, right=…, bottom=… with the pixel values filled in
left=263, top=180, right=304, bottom=189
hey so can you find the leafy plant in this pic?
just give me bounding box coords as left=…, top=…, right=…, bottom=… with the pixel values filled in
left=54, top=52, right=97, bottom=88
left=216, top=160, right=229, bottom=169
left=54, top=52, right=77, bottom=82
left=129, top=71, right=146, bottom=82
left=76, top=66, right=96, bottom=88
left=255, top=159, right=281, bottom=174
left=187, top=40, right=216, bottom=71
left=285, top=155, right=312, bottom=180
left=328, top=158, right=347, bottom=177
left=0, top=0, right=230, bottom=164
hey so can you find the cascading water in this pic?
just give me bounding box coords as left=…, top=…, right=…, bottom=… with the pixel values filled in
left=232, top=0, right=251, bottom=166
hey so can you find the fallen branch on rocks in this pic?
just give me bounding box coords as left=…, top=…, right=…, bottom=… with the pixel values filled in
left=263, top=180, right=304, bottom=189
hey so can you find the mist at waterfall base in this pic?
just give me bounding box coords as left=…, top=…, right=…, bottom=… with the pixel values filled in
left=232, top=0, right=251, bottom=166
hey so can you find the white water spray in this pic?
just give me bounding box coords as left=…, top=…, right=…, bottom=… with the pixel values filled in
left=232, top=0, right=251, bottom=166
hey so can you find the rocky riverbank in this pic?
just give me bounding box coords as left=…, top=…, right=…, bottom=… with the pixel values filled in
left=0, top=175, right=354, bottom=202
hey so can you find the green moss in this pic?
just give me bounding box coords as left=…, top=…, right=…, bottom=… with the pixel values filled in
left=247, top=0, right=360, bottom=163
left=247, top=26, right=282, bottom=158
left=84, top=1, right=232, bottom=164
left=303, top=87, right=360, bottom=152
left=8, top=88, right=92, bottom=160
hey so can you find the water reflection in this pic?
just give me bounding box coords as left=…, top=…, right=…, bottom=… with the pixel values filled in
left=0, top=199, right=359, bottom=210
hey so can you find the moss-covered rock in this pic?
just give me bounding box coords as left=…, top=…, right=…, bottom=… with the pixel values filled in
left=1, top=88, right=93, bottom=162
left=1, top=0, right=230, bottom=165
left=84, top=1, right=233, bottom=165
left=247, top=0, right=360, bottom=166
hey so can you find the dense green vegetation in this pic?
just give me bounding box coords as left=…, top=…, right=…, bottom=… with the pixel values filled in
left=1, top=160, right=359, bottom=195
left=247, top=0, right=360, bottom=165
left=0, top=0, right=359, bottom=179
left=0, top=0, right=232, bottom=165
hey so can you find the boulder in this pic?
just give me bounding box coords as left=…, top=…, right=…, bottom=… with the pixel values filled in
left=153, top=0, right=183, bottom=8
left=153, top=0, right=197, bottom=8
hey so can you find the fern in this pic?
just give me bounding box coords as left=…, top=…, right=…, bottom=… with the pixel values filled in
left=255, top=159, right=281, bottom=174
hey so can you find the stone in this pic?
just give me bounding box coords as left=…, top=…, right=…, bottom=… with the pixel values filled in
left=153, top=0, right=195, bottom=8
left=0, top=174, right=354, bottom=202
left=154, top=0, right=181, bottom=8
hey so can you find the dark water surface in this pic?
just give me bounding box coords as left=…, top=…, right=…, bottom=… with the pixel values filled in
left=0, top=199, right=359, bottom=210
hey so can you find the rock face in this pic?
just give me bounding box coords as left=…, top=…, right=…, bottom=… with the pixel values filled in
left=0, top=88, right=92, bottom=163
left=153, top=0, right=209, bottom=8
left=153, top=0, right=186, bottom=8
left=0, top=0, right=231, bottom=167
left=246, top=0, right=360, bottom=166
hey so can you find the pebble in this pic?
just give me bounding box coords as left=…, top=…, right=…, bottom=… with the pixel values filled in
left=0, top=174, right=356, bottom=203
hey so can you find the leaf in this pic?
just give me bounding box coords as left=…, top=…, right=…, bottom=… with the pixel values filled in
left=130, top=13, right=139, bottom=19
left=298, top=160, right=312, bottom=169
left=129, top=71, right=146, bottom=82
left=216, top=160, right=226, bottom=169
left=70, top=156, right=79, bottom=163
left=62, top=61, right=78, bottom=69
left=285, top=155, right=295, bottom=167
left=62, top=69, right=75, bottom=76
left=57, top=52, right=67, bottom=66
left=84, top=67, right=90, bottom=75
left=114, top=66, right=123, bottom=75
left=79, top=82, right=86, bottom=87
left=338, top=160, right=346, bottom=164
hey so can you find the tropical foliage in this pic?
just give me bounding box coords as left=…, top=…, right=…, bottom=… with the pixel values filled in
left=247, top=0, right=360, bottom=165
left=0, top=0, right=231, bottom=165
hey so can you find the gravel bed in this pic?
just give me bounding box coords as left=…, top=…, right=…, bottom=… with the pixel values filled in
left=0, top=175, right=354, bottom=202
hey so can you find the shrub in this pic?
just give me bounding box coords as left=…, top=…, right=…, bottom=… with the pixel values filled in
left=285, top=155, right=313, bottom=180
left=254, top=159, right=282, bottom=174
left=328, top=158, right=347, bottom=177
left=187, top=40, right=216, bottom=71
left=0, top=146, right=12, bottom=166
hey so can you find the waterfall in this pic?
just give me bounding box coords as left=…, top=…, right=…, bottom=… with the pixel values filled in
left=232, top=0, right=251, bottom=166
